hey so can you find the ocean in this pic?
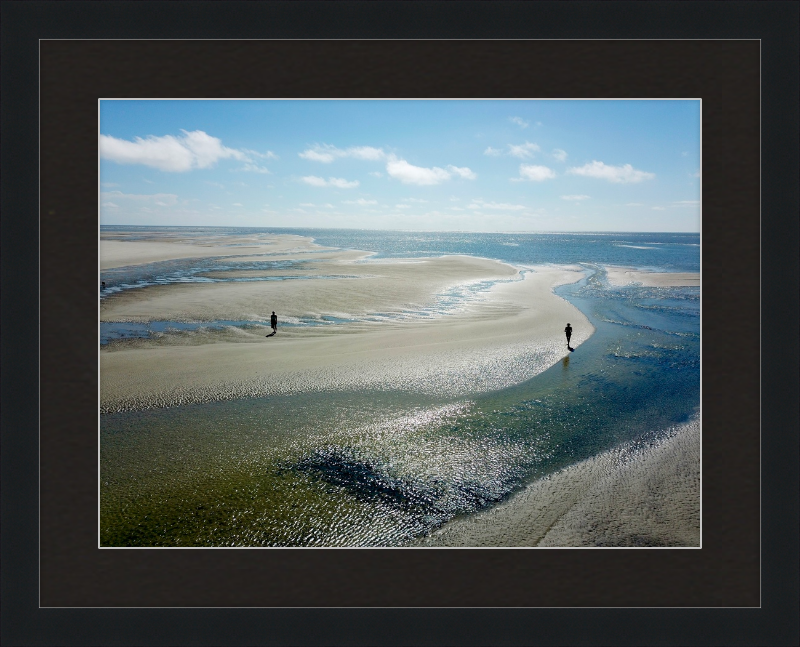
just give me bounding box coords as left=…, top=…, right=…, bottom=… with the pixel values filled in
left=100, top=228, right=700, bottom=547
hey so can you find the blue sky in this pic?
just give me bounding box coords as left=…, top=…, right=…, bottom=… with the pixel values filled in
left=99, top=100, right=700, bottom=232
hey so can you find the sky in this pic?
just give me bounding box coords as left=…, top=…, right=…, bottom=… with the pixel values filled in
left=99, top=100, right=700, bottom=232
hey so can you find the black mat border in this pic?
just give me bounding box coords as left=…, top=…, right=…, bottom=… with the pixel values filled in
left=3, top=1, right=798, bottom=646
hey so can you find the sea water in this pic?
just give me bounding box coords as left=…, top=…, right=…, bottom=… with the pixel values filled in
left=100, top=228, right=699, bottom=547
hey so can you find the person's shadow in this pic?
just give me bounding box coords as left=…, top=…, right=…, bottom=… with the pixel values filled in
left=567, top=345, right=574, bottom=352
left=265, top=331, right=276, bottom=337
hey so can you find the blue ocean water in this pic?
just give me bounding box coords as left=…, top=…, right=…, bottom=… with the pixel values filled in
left=100, top=227, right=700, bottom=547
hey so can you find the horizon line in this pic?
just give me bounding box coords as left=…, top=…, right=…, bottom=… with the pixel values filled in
left=99, top=224, right=700, bottom=235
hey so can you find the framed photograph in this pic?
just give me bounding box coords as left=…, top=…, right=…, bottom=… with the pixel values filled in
left=4, top=2, right=797, bottom=645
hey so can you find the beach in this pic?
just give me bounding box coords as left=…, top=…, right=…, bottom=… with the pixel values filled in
left=417, top=415, right=700, bottom=547
left=100, top=234, right=592, bottom=412
left=100, top=229, right=700, bottom=547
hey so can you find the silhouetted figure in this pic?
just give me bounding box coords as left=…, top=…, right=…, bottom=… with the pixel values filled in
left=101, top=281, right=106, bottom=290
left=565, top=323, right=573, bottom=350
left=270, top=311, right=278, bottom=335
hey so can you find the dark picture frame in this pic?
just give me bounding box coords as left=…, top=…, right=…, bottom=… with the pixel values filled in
left=3, top=1, right=798, bottom=645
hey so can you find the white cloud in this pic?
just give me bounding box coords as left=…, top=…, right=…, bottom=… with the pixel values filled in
left=238, top=163, right=271, bottom=174
left=369, top=171, right=383, bottom=177
left=386, top=158, right=476, bottom=185
left=299, top=148, right=338, bottom=163
left=300, top=203, right=315, bottom=207
left=301, top=176, right=359, bottom=188
left=299, top=144, right=387, bottom=163
left=517, top=164, right=556, bottom=181
left=509, top=116, right=529, bottom=129
left=508, top=142, right=541, bottom=159
left=232, top=203, right=243, bottom=206
left=329, top=178, right=359, bottom=188
left=386, top=159, right=451, bottom=185
left=348, top=146, right=386, bottom=161
left=625, top=203, right=645, bottom=207
left=552, top=149, right=568, bottom=162
left=101, top=202, right=118, bottom=208
left=673, top=200, right=700, bottom=206
left=243, top=149, right=278, bottom=160
left=447, top=165, right=477, bottom=180
left=568, top=161, right=655, bottom=183
left=101, top=182, right=119, bottom=188
left=403, top=198, right=428, bottom=203
left=343, top=199, right=378, bottom=205
left=484, top=146, right=502, bottom=156
left=468, top=199, right=526, bottom=211
left=561, top=195, right=590, bottom=201
left=100, top=130, right=249, bottom=172
left=395, top=204, right=411, bottom=209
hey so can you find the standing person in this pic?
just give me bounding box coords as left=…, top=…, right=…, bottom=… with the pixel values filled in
left=565, top=323, right=572, bottom=348
left=270, top=311, right=278, bottom=335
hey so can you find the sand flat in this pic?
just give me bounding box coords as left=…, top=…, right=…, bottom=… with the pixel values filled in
left=604, top=266, right=700, bottom=287
left=100, top=262, right=592, bottom=411
left=101, top=254, right=518, bottom=323
left=418, top=416, right=700, bottom=547
left=101, top=233, right=593, bottom=412
left=100, top=233, right=330, bottom=269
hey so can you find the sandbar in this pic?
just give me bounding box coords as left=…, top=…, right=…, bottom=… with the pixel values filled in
left=604, top=265, right=700, bottom=288
left=100, top=232, right=333, bottom=270
left=417, top=415, right=700, bottom=547
left=100, top=236, right=593, bottom=412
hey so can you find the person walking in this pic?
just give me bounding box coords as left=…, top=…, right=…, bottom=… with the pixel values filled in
left=270, top=311, right=278, bottom=335
left=565, top=322, right=573, bottom=348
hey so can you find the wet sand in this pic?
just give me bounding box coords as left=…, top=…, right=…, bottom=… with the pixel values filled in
left=417, top=416, right=700, bottom=547
left=604, top=266, right=700, bottom=287
left=100, top=232, right=329, bottom=270
left=100, top=235, right=593, bottom=412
